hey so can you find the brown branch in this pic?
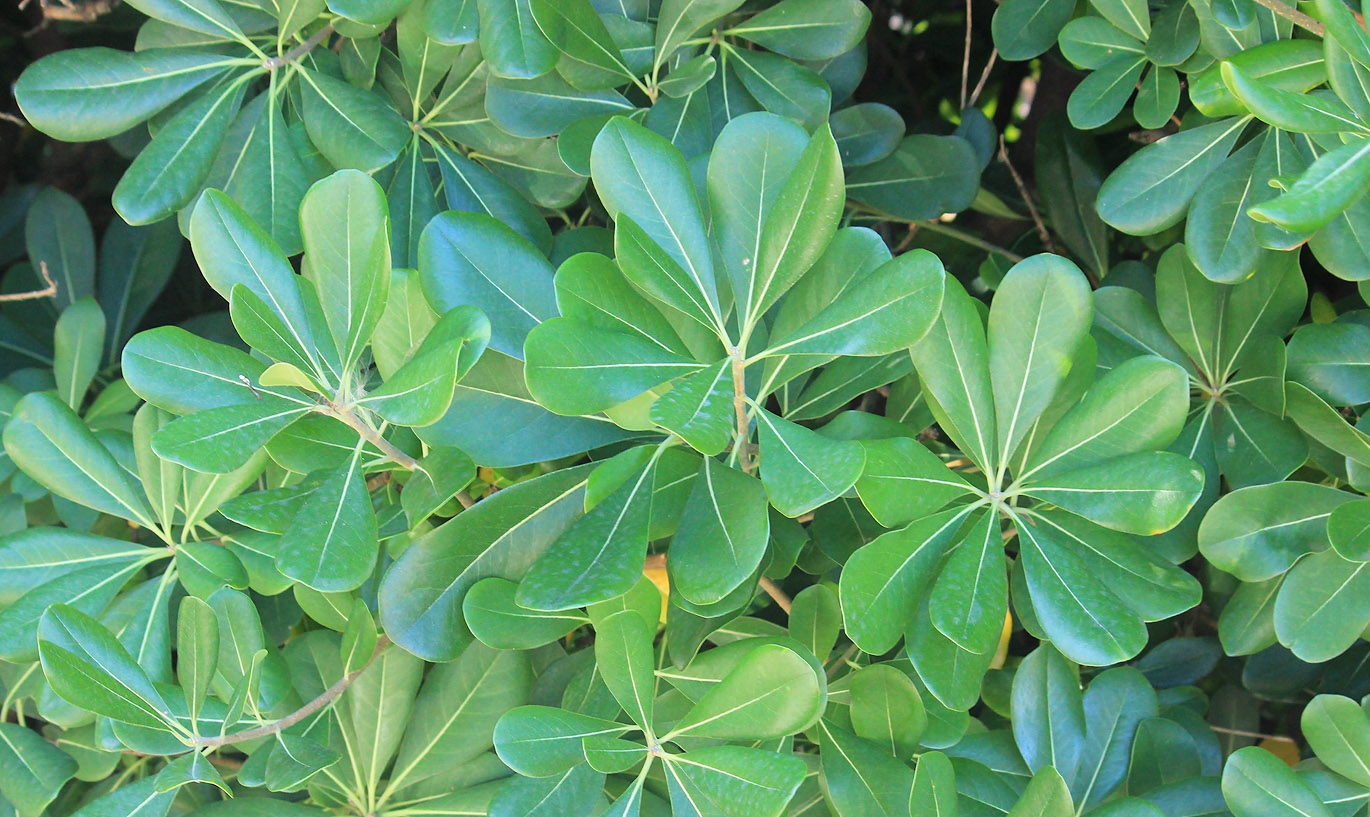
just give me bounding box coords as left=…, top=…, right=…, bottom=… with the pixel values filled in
left=960, top=0, right=973, bottom=110
left=999, top=136, right=1056, bottom=254
left=190, top=637, right=389, bottom=749
left=1208, top=724, right=1294, bottom=741
left=264, top=23, right=334, bottom=69
left=1250, top=0, right=1324, bottom=35
left=324, top=405, right=420, bottom=470
left=758, top=577, right=791, bottom=614
left=731, top=352, right=755, bottom=473
left=0, top=261, right=56, bottom=303
left=969, top=50, right=998, bottom=108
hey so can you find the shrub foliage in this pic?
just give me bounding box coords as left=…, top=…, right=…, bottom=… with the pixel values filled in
left=2, top=0, right=1370, bottom=815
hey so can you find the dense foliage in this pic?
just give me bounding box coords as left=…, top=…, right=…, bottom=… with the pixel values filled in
left=6, top=0, right=1370, bottom=815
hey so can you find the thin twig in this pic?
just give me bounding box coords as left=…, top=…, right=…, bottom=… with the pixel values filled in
left=918, top=219, right=1026, bottom=262
left=960, top=0, right=973, bottom=110
left=190, top=638, right=389, bottom=749
left=969, top=50, right=998, bottom=108
left=0, top=112, right=27, bottom=128
left=999, top=136, right=1056, bottom=253
left=264, top=23, right=334, bottom=69
left=731, top=352, right=755, bottom=473
left=325, top=405, right=420, bottom=470
left=1208, top=724, right=1295, bottom=741
left=0, top=261, right=57, bottom=302
left=1250, top=0, right=1324, bottom=35
left=758, top=577, right=791, bottom=614
left=454, top=490, right=475, bottom=509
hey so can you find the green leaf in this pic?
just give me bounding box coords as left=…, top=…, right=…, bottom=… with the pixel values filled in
left=756, top=408, right=865, bottom=518
left=988, top=254, right=1092, bottom=463
left=1072, top=667, right=1158, bottom=808
left=24, top=186, right=94, bottom=312
left=729, top=0, right=870, bottom=60
left=1302, top=695, right=1370, bottom=787
left=805, top=723, right=915, bottom=817
left=1223, top=63, right=1367, bottom=134
left=531, top=0, right=632, bottom=84
left=707, top=112, right=809, bottom=322
left=764, top=249, right=944, bottom=358
left=670, top=458, right=769, bottom=605
left=655, top=0, right=746, bottom=69
left=1029, top=511, right=1200, bottom=622
left=789, top=583, right=841, bottom=660
left=113, top=78, right=244, bottom=225
left=494, top=705, right=629, bottom=776
left=265, top=733, right=340, bottom=793
left=4, top=392, right=157, bottom=528
left=812, top=718, right=917, bottom=816
left=517, top=453, right=658, bottom=610
left=122, top=327, right=268, bottom=414
left=650, top=360, right=735, bottom=456
left=299, top=68, right=410, bottom=172
left=1097, top=117, right=1249, bottom=235
left=525, top=317, right=704, bottom=416
left=276, top=455, right=379, bottom=593
left=1135, top=66, right=1181, bottom=130
left=911, top=276, right=996, bottom=471
left=419, top=211, right=558, bottom=358
left=668, top=642, right=822, bottom=739
left=928, top=510, right=1005, bottom=656
left=1273, top=548, right=1370, bottom=662
left=1008, top=767, right=1074, bottom=817
left=402, top=445, right=477, bottom=525
left=1067, top=56, right=1146, bottom=130
left=1017, top=515, right=1148, bottom=666
left=849, top=663, right=926, bottom=757
left=594, top=609, right=656, bottom=729
left=1222, top=746, right=1331, bottom=817
left=152, top=395, right=311, bottom=474
left=15, top=48, right=233, bottom=142
left=0, top=528, right=149, bottom=607
left=464, top=577, right=584, bottom=649
left=300, top=169, right=391, bottom=367
left=1248, top=137, right=1370, bottom=233
left=593, top=117, right=723, bottom=335
left=477, top=0, right=558, bottom=79
left=490, top=764, right=604, bottom=817
left=122, top=0, right=245, bottom=40
left=0, top=722, right=78, bottom=817
left=1286, top=382, right=1370, bottom=468
left=1287, top=322, right=1370, bottom=406
left=486, top=74, right=634, bottom=136
left=1199, top=481, right=1355, bottom=581
left=54, top=298, right=105, bottom=410
left=176, top=595, right=218, bottom=724
left=663, top=745, right=806, bottom=817
left=1035, top=114, right=1109, bottom=276
left=189, top=190, right=325, bottom=375
left=380, top=464, right=594, bottom=660
left=389, top=641, right=532, bottom=791
left=1184, top=136, right=1266, bottom=284
left=855, top=437, right=977, bottom=528
left=1022, top=355, right=1189, bottom=481
left=840, top=507, right=975, bottom=654
left=363, top=305, right=490, bottom=427
left=992, top=0, right=1075, bottom=60
left=1011, top=644, right=1084, bottom=777
left=911, top=751, right=957, bottom=817
left=38, top=604, right=177, bottom=731
left=1020, top=452, right=1203, bottom=536
left=846, top=135, right=981, bottom=222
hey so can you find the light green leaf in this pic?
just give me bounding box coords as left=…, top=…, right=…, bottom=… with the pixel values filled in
left=670, top=458, right=769, bottom=605
left=4, top=392, right=157, bottom=528
left=756, top=408, right=865, bottom=518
